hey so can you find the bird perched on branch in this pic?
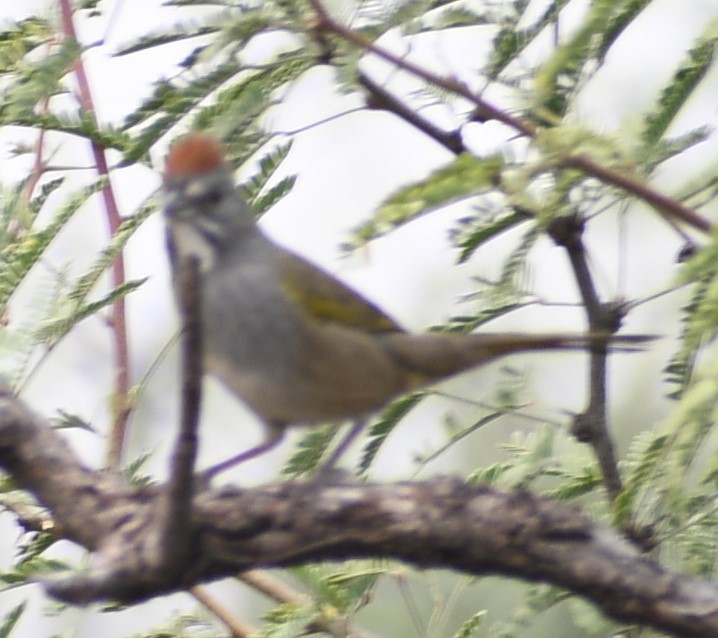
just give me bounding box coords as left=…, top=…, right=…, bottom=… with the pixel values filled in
left=162, top=133, right=649, bottom=479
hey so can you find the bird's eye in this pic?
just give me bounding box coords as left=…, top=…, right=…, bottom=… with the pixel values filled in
left=203, top=189, right=223, bottom=206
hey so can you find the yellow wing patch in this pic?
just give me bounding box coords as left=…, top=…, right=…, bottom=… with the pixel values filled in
left=275, top=250, right=402, bottom=334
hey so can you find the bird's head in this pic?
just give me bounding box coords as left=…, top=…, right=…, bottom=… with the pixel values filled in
left=163, top=134, right=256, bottom=266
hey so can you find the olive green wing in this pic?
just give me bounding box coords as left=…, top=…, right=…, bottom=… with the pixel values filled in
left=275, top=249, right=403, bottom=334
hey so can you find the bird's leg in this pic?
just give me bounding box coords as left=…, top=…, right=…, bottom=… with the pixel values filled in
left=202, top=423, right=285, bottom=481
left=315, top=418, right=367, bottom=479
left=202, top=419, right=367, bottom=482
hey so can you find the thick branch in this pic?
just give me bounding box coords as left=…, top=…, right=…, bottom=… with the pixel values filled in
left=0, top=393, right=717, bottom=635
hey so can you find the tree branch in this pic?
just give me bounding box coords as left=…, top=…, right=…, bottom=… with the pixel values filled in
left=160, top=256, right=203, bottom=568
left=0, top=391, right=716, bottom=636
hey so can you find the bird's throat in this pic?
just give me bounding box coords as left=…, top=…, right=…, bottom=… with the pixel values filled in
left=168, top=221, right=218, bottom=273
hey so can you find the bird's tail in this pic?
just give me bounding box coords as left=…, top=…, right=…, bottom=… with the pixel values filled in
left=380, top=332, right=655, bottom=385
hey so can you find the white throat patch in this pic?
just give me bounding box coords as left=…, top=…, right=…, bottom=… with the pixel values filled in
left=169, top=221, right=217, bottom=272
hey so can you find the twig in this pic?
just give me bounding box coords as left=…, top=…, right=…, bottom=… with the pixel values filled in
left=357, top=70, right=463, bottom=154
left=0, top=497, right=55, bottom=534
left=58, top=1, right=132, bottom=471
left=307, top=0, right=712, bottom=234
left=564, top=154, right=711, bottom=233
left=160, top=256, right=203, bottom=567
left=547, top=215, right=623, bottom=502
left=238, top=570, right=306, bottom=603
left=191, top=586, right=255, bottom=638
left=22, top=98, right=51, bottom=204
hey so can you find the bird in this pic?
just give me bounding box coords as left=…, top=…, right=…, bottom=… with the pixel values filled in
left=161, top=133, right=650, bottom=479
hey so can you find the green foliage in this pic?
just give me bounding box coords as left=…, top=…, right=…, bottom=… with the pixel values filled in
left=192, top=55, right=314, bottom=149
left=534, top=0, right=624, bottom=117
left=118, top=0, right=315, bottom=165
left=121, top=59, right=242, bottom=162
left=497, top=224, right=540, bottom=295
left=487, top=0, right=572, bottom=80
left=613, top=355, right=718, bottom=578
left=416, top=410, right=505, bottom=472
left=241, top=142, right=297, bottom=216
left=642, top=23, right=718, bottom=145
left=643, top=126, right=711, bottom=173
left=0, top=39, right=79, bottom=121
left=250, top=175, right=297, bottom=215
left=614, top=429, right=669, bottom=526
left=566, top=596, right=615, bottom=636
left=356, top=0, right=494, bottom=38
left=451, top=208, right=531, bottom=263
left=0, top=178, right=106, bottom=314
left=0, top=552, right=68, bottom=590
left=293, top=563, right=383, bottom=615
left=0, top=602, right=25, bottom=638
left=359, top=391, right=426, bottom=474
left=0, top=18, right=53, bottom=73
left=35, top=277, right=147, bottom=346
left=595, top=0, right=653, bottom=61
left=346, top=154, right=505, bottom=250
left=122, top=451, right=157, bottom=487
left=31, top=202, right=153, bottom=347
left=52, top=409, right=97, bottom=432
left=15, top=527, right=59, bottom=566
left=663, top=280, right=705, bottom=398
left=113, top=25, right=220, bottom=57
left=282, top=423, right=338, bottom=476
left=441, top=300, right=531, bottom=334
left=666, top=229, right=718, bottom=397
left=256, top=603, right=317, bottom=638
left=236, top=563, right=385, bottom=638
left=452, top=609, right=485, bottom=638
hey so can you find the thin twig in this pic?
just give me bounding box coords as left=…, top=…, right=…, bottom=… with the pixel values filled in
left=0, top=497, right=55, bottom=535
left=58, top=1, right=132, bottom=471
left=22, top=98, right=51, bottom=204
left=563, top=154, right=711, bottom=232
left=191, top=586, right=255, bottom=638
left=358, top=70, right=463, bottom=154
left=238, top=570, right=310, bottom=605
